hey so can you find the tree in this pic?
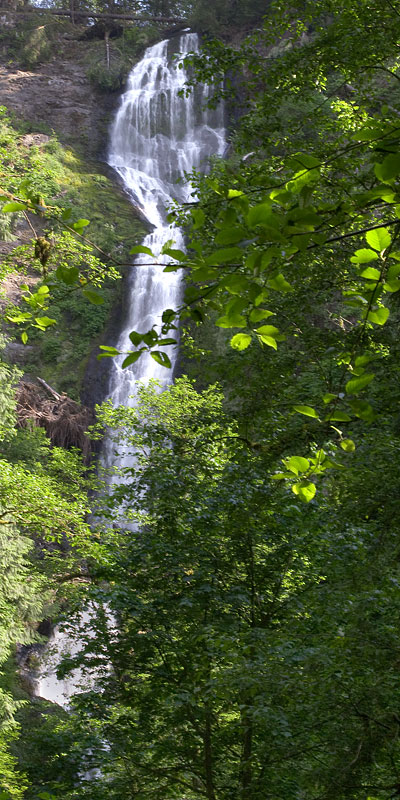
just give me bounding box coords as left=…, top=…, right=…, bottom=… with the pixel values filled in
left=29, top=370, right=400, bottom=800
left=0, top=345, right=95, bottom=796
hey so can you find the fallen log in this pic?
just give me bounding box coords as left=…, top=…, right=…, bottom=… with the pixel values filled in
left=5, top=6, right=188, bottom=23
left=36, top=376, right=61, bottom=402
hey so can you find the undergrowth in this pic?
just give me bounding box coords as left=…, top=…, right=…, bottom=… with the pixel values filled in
left=0, top=105, right=147, bottom=398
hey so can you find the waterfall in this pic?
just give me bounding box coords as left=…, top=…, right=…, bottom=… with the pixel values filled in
left=35, top=32, right=225, bottom=707
left=106, top=32, right=225, bottom=408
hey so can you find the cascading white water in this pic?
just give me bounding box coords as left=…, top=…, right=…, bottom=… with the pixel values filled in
left=36, top=32, right=225, bottom=706
left=106, top=32, right=225, bottom=410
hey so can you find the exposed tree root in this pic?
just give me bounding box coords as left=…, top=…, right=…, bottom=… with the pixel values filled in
left=16, top=379, right=94, bottom=461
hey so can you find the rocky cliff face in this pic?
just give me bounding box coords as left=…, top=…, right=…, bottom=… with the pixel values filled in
left=0, top=15, right=118, bottom=154
left=0, top=13, right=147, bottom=404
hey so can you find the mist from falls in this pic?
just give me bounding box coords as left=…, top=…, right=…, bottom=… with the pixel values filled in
left=36, top=32, right=225, bottom=707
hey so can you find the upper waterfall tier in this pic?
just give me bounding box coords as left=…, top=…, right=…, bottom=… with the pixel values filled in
left=108, top=33, right=225, bottom=229
left=106, top=32, right=225, bottom=404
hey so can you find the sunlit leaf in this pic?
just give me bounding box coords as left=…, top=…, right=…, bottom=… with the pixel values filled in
left=287, top=456, right=310, bottom=475
left=230, top=333, right=252, bottom=351
left=359, top=267, right=380, bottom=280
left=345, top=373, right=375, bottom=394
left=340, top=438, right=356, bottom=452
left=293, top=405, right=319, bottom=419
left=259, top=334, right=277, bottom=349
left=365, top=227, right=391, bottom=251
left=249, top=308, right=275, bottom=322
left=99, top=345, right=120, bottom=355
left=2, top=201, right=26, bottom=212
left=364, top=306, right=389, bottom=325
left=292, top=480, right=316, bottom=502
left=130, top=245, right=154, bottom=256
left=350, top=249, right=379, bottom=264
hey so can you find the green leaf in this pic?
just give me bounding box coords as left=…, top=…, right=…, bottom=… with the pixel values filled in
left=129, top=331, right=143, bottom=346
left=249, top=308, right=275, bottom=323
left=365, top=227, right=391, bottom=251
left=350, top=399, right=375, bottom=422
left=158, top=338, right=177, bottom=346
left=227, top=189, right=244, bottom=198
left=56, top=265, right=79, bottom=285
left=365, top=306, right=389, bottom=325
left=34, top=316, right=56, bottom=328
left=2, top=201, right=26, bottom=212
left=374, top=153, right=400, bottom=181
left=325, top=411, right=352, bottom=422
left=130, top=245, right=154, bottom=256
left=230, top=333, right=252, bottom=351
left=216, top=314, right=246, bottom=328
left=383, top=279, right=400, bottom=292
left=292, top=480, right=316, bottom=503
left=192, top=267, right=218, bottom=282
left=350, top=249, right=379, bottom=264
left=163, top=248, right=186, bottom=261
left=73, top=218, right=90, bottom=230
left=143, top=329, right=158, bottom=345
left=162, top=308, right=177, bottom=325
left=293, top=405, right=319, bottom=419
left=359, top=267, right=380, bottom=280
left=7, top=313, right=32, bottom=323
left=99, top=345, right=120, bottom=355
left=61, top=207, right=72, bottom=221
left=387, top=262, right=400, bottom=281
left=222, top=274, right=250, bottom=295
left=247, top=202, right=273, bottom=227
left=150, top=350, right=172, bottom=368
left=287, top=456, right=310, bottom=475
left=21, top=331, right=28, bottom=344
left=286, top=168, right=320, bottom=193
left=82, top=289, right=105, bottom=305
left=191, top=208, right=205, bottom=229
left=323, top=393, right=336, bottom=404
left=288, top=152, right=321, bottom=170
left=206, top=247, right=243, bottom=265
left=259, top=335, right=277, bottom=349
left=267, top=273, right=293, bottom=292
left=345, top=372, right=375, bottom=394
left=215, top=227, right=246, bottom=245
left=340, top=438, right=356, bottom=452
left=256, top=324, right=280, bottom=336
left=122, top=350, right=144, bottom=368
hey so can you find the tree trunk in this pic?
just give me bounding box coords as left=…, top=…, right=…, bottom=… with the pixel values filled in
left=239, top=712, right=253, bottom=797
left=204, top=708, right=216, bottom=800
left=105, top=30, right=110, bottom=70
